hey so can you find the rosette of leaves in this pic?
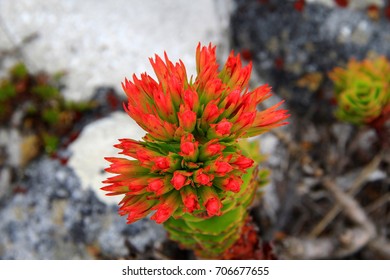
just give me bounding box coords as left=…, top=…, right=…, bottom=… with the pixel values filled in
left=102, top=43, right=288, bottom=258
left=329, top=56, right=390, bottom=126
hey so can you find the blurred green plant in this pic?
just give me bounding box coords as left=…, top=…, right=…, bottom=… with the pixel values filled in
left=329, top=56, right=390, bottom=126
left=0, top=62, right=95, bottom=160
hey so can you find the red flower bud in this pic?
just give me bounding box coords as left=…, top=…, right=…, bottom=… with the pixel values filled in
left=223, top=176, right=243, bottom=193
left=178, top=106, right=196, bottom=132
left=197, top=173, right=212, bottom=186
left=147, top=178, right=164, bottom=194
left=225, top=90, right=240, bottom=109
left=198, top=140, right=225, bottom=161
left=150, top=192, right=180, bottom=223
left=215, top=120, right=232, bottom=135
left=204, top=197, right=222, bottom=217
left=215, top=160, right=233, bottom=176
left=203, top=102, right=220, bottom=123
left=118, top=194, right=156, bottom=223
left=194, top=169, right=214, bottom=186
left=232, top=155, right=254, bottom=170
left=206, top=143, right=224, bottom=156
left=151, top=203, right=174, bottom=223
left=183, top=89, right=199, bottom=111
left=208, top=119, right=232, bottom=138
left=179, top=134, right=199, bottom=161
left=171, top=171, right=191, bottom=190
left=153, top=156, right=170, bottom=171
left=180, top=142, right=196, bottom=156
left=182, top=192, right=199, bottom=213
left=233, top=112, right=256, bottom=132
left=135, top=150, right=152, bottom=162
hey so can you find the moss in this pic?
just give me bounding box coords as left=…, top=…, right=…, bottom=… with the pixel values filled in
left=10, top=63, right=28, bottom=80
left=0, top=62, right=94, bottom=160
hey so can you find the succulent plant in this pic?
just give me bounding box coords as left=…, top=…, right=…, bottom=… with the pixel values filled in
left=329, top=56, right=390, bottom=126
left=102, top=43, right=288, bottom=258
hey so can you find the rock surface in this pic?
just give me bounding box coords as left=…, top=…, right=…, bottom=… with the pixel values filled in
left=0, top=158, right=166, bottom=259
left=231, top=0, right=390, bottom=116
left=0, top=0, right=233, bottom=101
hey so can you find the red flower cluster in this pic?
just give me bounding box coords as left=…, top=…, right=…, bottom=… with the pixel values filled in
left=102, top=43, right=288, bottom=224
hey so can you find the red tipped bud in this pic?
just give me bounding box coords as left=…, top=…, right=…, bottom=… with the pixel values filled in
left=232, top=155, right=254, bottom=170
left=216, top=120, right=232, bottom=135
left=203, top=102, right=220, bottom=123
left=194, top=169, right=214, bottom=186
left=233, top=112, right=256, bottom=132
left=208, top=119, right=232, bottom=138
left=150, top=193, right=181, bottom=223
left=181, top=187, right=200, bottom=213
left=213, top=159, right=234, bottom=176
left=150, top=204, right=173, bottom=223
left=135, top=150, right=153, bottom=163
left=178, top=106, right=196, bottom=132
left=223, top=176, right=243, bottom=193
left=198, top=186, right=222, bottom=217
left=206, top=143, right=224, bottom=156
left=183, top=194, right=199, bottom=213
left=171, top=171, right=192, bottom=190
left=179, top=134, right=199, bottom=161
left=118, top=194, right=156, bottom=223
left=181, top=142, right=196, bottom=155
left=199, top=140, right=225, bottom=161
left=204, top=197, right=222, bottom=217
left=146, top=178, right=169, bottom=196
left=183, top=89, right=199, bottom=111
left=104, top=157, right=149, bottom=176
left=225, top=90, right=241, bottom=109
left=153, top=156, right=170, bottom=171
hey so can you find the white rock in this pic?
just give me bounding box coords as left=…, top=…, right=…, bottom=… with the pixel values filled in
left=68, top=112, right=145, bottom=205
left=0, top=0, right=233, bottom=101
left=0, top=0, right=234, bottom=204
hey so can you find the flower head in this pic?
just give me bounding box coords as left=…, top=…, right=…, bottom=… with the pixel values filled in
left=103, top=43, right=288, bottom=224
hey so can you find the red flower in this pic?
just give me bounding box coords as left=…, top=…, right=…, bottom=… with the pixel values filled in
left=153, top=157, right=170, bottom=171
left=204, top=197, right=222, bottom=217
left=214, top=119, right=233, bottom=136
left=223, top=176, right=244, bottom=193
left=103, top=43, right=288, bottom=224
left=179, top=134, right=199, bottom=162
left=178, top=106, right=197, bottom=133
left=181, top=188, right=200, bottom=213
left=150, top=193, right=181, bottom=223
left=194, top=168, right=214, bottom=186
left=232, top=155, right=254, bottom=170
left=199, top=139, right=225, bottom=160
left=171, top=171, right=191, bottom=190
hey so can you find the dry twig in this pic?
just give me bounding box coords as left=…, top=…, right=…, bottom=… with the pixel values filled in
left=309, top=154, right=382, bottom=237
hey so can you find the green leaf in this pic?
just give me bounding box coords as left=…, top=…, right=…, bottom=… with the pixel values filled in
left=42, top=109, right=60, bottom=125
left=185, top=206, right=244, bottom=236
left=0, top=82, right=16, bottom=101
left=32, top=85, right=60, bottom=99
left=10, top=63, right=28, bottom=79
left=42, top=134, right=59, bottom=154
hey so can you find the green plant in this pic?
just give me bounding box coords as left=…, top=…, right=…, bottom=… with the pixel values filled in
left=102, top=43, right=288, bottom=258
left=0, top=62, right=95, bottom=160
left=329, top=56, right=390, bottom=126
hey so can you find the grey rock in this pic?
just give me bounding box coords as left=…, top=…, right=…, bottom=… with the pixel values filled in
left=0, top=157, right=166, bottom=259
left=231, top=0, right=390, bottom=116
